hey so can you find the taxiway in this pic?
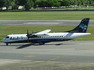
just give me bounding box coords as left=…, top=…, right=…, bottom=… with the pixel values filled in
left=1, top=20, right=94, bottom=26
left=0, top=41, right=94, bottom=63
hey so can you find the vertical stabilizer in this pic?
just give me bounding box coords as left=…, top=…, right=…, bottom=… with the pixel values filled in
left=67, top=18, right=90, bottom=33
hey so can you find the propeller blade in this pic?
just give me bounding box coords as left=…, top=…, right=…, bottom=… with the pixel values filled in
left=27, top=30, right=29, bottom=42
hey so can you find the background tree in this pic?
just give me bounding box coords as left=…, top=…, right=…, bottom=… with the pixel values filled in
left=17, top=0, right=27, bottom=6
left=11, top=0, right=19, bottom=10
left=4, top=0, right=12, bottom=10
left=52, top=0, right=61, bottom=7
left=69, top=0, right=74, bottom=5
left=24, top=0, right=33, bottom=11
left=38, top=1, right=47, bottom=7
left=38, top=0, right=61, bottom=7
left=25, top=3, right=31, bottom=10
left=89, top=0, right=94, bottom=5
left=1, top=0, right=94, bottom=11
left=61, top=0, right=70, bottom=6
left=32, top=0, right=36, bottom=8
left=74, top=0, right=78, bottom=6
left=0, top=0, right=5, bottom=10
left=46, top=0, right=53, bottom=7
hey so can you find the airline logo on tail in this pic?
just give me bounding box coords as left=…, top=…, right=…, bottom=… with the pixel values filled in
left=79, top=24, right=87, bottom=32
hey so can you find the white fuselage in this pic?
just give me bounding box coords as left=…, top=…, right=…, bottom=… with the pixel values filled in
left=2, top=32, right=91, bottom=43
left=2, top=18, right=91, bottom=45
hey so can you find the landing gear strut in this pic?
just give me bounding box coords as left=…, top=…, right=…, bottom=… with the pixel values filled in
left=39, top=42, right=45, bottom=45
left=6, top=43, right=8, bottom=46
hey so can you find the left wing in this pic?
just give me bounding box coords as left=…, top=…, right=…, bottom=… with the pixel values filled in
left=32, top=29, right=51, bottom=35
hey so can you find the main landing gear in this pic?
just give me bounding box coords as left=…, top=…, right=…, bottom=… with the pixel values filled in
left=6, top=43, right=8, bottom=46
left=39, top=42, right=45, bottom=45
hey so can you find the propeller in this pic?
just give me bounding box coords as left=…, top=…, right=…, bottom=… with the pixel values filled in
left=26, top=29, right=38, bottom=42
left=26, top=30, right=30, bottom=42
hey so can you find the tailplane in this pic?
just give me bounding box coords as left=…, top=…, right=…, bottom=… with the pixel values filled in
left=67, top=18, right=90, bottom=33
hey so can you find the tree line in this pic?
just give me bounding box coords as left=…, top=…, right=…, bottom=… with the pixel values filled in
left=0, top=0, right=94, bottom=11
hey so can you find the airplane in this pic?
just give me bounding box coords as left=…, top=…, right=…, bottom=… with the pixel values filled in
left=2, top=18, right=91, bottom=46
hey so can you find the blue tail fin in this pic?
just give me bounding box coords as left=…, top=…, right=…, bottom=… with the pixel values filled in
left=68, top=18, right=90, bottom=33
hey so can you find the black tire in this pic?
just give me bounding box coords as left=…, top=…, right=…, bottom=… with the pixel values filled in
left=6, top=43, right=8, bottom=46
left=39, top=42, right=45, bottom=45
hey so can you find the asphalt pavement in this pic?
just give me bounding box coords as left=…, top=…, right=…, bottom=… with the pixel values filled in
left=1, top=20, right=94, bottom=26
left=0, top=41, right=94, bottom=63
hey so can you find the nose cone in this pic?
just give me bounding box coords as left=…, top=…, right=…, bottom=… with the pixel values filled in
left=2, top=38, right=5, bottom=42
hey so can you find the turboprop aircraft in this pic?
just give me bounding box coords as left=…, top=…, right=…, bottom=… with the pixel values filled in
left=2, top=18, right=91, bottom=46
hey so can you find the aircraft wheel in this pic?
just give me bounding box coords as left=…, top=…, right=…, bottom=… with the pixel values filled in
left=39, top=42, right=45, bottom=45
left=42, top=42, right=45, bottom=45
left=6, top=43, right=8, bottom=46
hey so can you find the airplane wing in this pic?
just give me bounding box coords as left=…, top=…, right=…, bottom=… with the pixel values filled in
left=33, top=29, right=51, bottom=35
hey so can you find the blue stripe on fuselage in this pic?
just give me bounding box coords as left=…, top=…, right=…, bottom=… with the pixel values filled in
left=37, top=39, right=50, bottom=42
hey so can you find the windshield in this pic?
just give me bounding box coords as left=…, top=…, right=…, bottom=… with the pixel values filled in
left=6, top=36, right=9, bottom=38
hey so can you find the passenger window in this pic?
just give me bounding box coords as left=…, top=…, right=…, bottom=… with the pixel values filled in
left=21, top=36, right=23, bottom=39
left=18, top=37, right=20, bottom=39
left=17, top=37, right=19, bottom=39
left=24, top=37, right=26, bottom=39
left=15, top=37, right=18, bottom=40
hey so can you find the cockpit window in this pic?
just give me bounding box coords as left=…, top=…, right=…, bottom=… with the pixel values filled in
left=6, top=36, right=9, bottom=38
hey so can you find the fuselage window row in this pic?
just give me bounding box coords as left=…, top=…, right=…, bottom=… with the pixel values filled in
left=7, top=36, right=64, bottom=40
left=9, top=37, right=27, bottom=40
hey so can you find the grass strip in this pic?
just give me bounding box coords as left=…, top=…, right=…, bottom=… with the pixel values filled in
left=0, top=11, right=94, bottom=20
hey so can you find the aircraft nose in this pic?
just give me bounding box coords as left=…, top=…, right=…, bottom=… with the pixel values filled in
left=2, top=39, right=5, bottom=42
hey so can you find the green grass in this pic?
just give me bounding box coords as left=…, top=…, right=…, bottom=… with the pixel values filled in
left=0, top=11, right=94, bottom=20
left=0, top=26, right=93, bottom=41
